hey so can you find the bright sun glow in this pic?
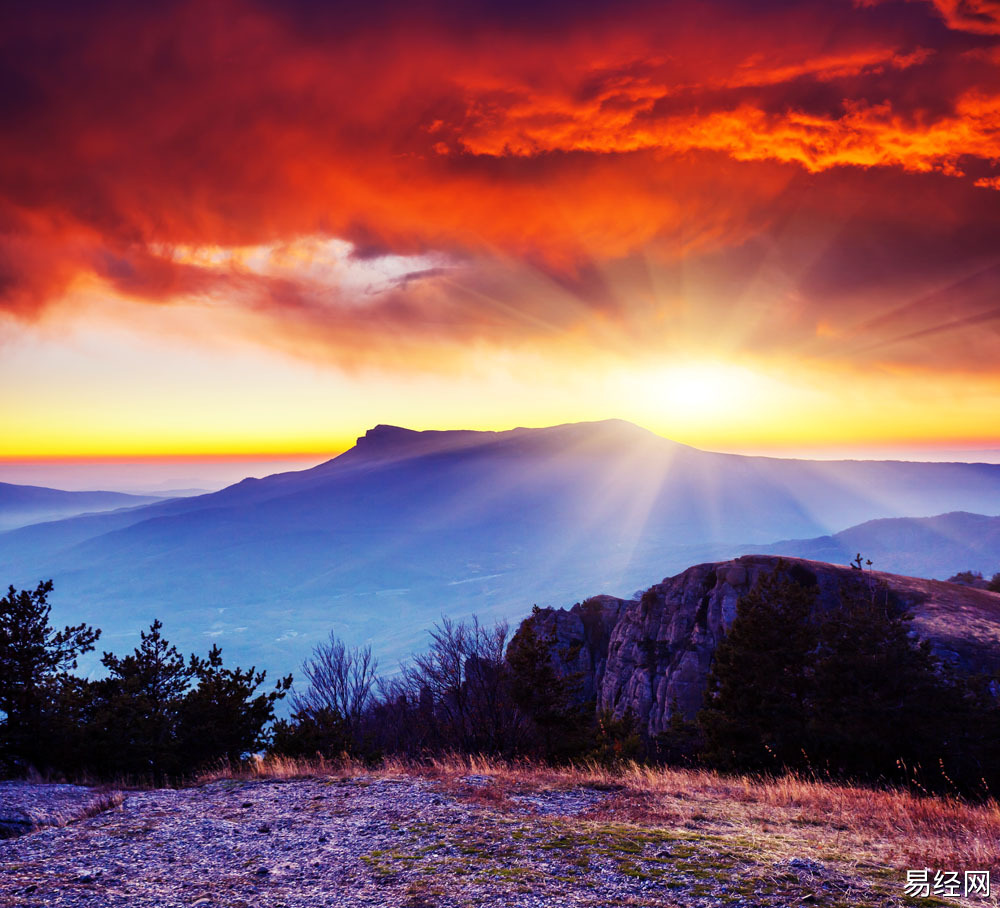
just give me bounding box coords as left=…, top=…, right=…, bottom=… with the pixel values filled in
left=617, top=360, right=797, bottom=431
left=656, top=362, right=759, bottom=414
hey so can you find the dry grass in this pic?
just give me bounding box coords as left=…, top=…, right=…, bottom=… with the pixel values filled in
left=199, top=754, right=1000, bottom=877
left=198, top=754, right=360, bottom=782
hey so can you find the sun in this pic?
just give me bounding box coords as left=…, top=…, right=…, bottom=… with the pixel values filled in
left=603, top=357, right=822, bottom=447
left=658, top=362, right=753, bottom=413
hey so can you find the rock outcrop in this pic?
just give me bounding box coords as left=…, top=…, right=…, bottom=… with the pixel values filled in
left=517, top=595, right=627, bottom=702
left=519, top=555, right=1000, bottom=738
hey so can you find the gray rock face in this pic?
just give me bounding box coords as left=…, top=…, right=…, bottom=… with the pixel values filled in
left=519, top=555, right=1000, bottom=739
left=522, top=595, right=626, bottom=702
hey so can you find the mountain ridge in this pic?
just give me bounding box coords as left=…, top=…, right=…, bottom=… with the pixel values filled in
left=749, top=511, right=1000, bottom=578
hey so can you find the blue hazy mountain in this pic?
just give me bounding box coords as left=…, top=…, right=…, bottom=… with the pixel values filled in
left=0, top=482, right=162, bottom=532
left=749, top=511, right=1000, bottom=579
left=4, top=419, right=1000, bottom=679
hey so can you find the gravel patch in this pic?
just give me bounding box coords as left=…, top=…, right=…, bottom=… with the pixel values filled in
left=507, top=785, right=611, bottom=816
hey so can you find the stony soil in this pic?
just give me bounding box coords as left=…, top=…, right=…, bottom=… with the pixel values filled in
left=0, top=774, right=965, bottom=907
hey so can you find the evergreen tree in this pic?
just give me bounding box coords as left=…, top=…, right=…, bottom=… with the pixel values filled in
left=698, top=565, right=991, bottom=793
left=698, top=567, right=817, bottom=771
left=92, top=620, right=195, bottom=779
left=90, top=622, right=290, bottom=779
left=806, top=577, right=954, bottom=781
left=0, top=581, right=100, bottom=774
left=948, top=672, right=1000, bottom=796
left=1, top=583, right=291, bottom=780
left=506, top=615, right=591, bottom=761
left=177, top=644, right=291, bottom=768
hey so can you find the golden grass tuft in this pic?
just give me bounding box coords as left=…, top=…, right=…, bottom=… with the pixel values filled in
left=198, top=753, right=367, bottom=782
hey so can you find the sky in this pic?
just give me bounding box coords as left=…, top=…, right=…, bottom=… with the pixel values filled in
left=2, top=0, right=1000, bottom=479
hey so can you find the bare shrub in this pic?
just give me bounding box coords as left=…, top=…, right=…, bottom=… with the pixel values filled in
left=400, top=616, right=520, bottom=754
left=293, top=634, right=378, bottom=739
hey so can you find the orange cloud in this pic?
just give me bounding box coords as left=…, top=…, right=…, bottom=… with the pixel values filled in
left=453, top=50, right=1000, bottom=182
left=458, top=94, right=1000, bottom=177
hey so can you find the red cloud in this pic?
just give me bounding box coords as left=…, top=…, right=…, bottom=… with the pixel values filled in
left=927, top=0, right=1000, bottom=33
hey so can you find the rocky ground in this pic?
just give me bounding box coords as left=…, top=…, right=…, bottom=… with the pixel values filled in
left=0, top=772, right=977, bottom=907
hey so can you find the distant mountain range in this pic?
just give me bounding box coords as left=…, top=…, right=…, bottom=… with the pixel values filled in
left=749, top=511, right=1000, bottom=579
left=0, top=482, right=161, bottom=532
left=3, top=419, right=1000, bottom=679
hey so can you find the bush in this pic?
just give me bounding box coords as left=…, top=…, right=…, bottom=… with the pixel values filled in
left=588, top=710, right=642, bottom=765
left=271, top=707, right=350, bottom=759
left=650, top=703, right=703, bottom=765
left=287, top=633, right=378, bottom=753
left=272, top=613, right=598, bottom=763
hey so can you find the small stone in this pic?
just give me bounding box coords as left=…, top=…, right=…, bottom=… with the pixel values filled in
left=254, top=867, right=271, bottom=876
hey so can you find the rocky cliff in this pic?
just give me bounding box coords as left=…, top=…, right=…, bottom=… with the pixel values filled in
left=519, top=555, right=1000, bottom=738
